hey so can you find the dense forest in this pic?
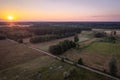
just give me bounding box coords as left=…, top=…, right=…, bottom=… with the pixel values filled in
left=0, top=25, right=91, bottom=42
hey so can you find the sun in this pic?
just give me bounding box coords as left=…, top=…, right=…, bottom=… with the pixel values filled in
left=8, top=16, right=14, bottom=21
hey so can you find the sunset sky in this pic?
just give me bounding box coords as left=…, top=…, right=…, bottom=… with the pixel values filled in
left=0, top=0, right=120, bottom=21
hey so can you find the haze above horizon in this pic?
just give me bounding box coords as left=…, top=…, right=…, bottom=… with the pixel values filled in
left=0, top=0, right=120, bottom=22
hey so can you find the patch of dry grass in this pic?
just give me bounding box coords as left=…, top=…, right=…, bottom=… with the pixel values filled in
left=0, top=40, right=45, bottom=70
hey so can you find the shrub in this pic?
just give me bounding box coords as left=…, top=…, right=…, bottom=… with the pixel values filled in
left=17, top=39, right=23, bottom=43
left=109, top=57, right=118, bottom=76
left=49, top=45, right=62, bottom=55
left=0, top=35, right=6, bottom=40
left=69, top=68, right=78, bottom=79
left=74, top=34, right=79, bottom=43
left=78, top=58, right=84, bottom=65
left=94, top=32, right=106, bottom=38
left=49, top=40, right=76, bottom=55
left=103, top=36, right=116, bottom=43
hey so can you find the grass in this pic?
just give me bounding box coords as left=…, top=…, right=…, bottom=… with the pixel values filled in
left=61, top=40, right=120, bottom=75
left=0, top=55, right=111, bottom=80
left=28, top=31, right=91, bottom=52
left=0, top=39, right=45, bottom=70
left=0, top=39, right=112, bottom=80
left=84, top=41, right=120, bottom=56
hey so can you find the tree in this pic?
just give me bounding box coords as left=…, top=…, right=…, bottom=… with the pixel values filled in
left=113, top=31, right=116, bottom=35
left=109, top=57, right=118, bottom=76
left=18, top=39, right=23, bottom=43
left=94, top=32, right=106, bottom=38
left=0, top=35, right=6, bottom=40
left=49, top=45, right=62, bottom=55
left=49, top=40, right=76, bottom=55
left=74, top=35, right=79, bottom=43
left=78, top=58, right=84, bottom=65
left=69, top=41, right=76, bottom=48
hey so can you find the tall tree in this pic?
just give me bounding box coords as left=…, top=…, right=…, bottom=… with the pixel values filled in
left=74, top=34, right=79, bottom=43
left=109, top=57, right=118, bottom=76
left=78, top=58, right=84, bottom=65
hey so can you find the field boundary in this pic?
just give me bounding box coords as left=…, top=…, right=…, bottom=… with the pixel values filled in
left=8, top=39, right=120, bottom=80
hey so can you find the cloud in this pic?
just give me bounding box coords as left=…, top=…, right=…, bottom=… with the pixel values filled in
left=91, top=14, right=120, bottom=18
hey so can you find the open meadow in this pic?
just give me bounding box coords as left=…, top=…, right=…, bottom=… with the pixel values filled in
left=0, top=39, right=45, bottom=70
left=60, top=30, right=120, bottom=76
left=0, top=39, right=112, bottom=80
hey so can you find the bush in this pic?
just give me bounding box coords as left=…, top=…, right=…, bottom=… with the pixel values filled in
left=109, top=57, right=118, bottom=76
left=103, top=36, right=116, bottom=43
left=0, top=35, right=6, bottom=40
left=30, top=36, right=40, bottom=43
left=74, top=34, right=79, bottom=43
left=17, top=39, right=23, bottom=43
left=94, top=32, right=106, bottom=38
left=78, top=58, right=84, bottom=65
left=61, top=57, right=65, bottom=62
left=69, top=68, right=78, bottom=79
left=49, top=40, right=76, bottom=55
left=49, top=45, right=62, bottom=55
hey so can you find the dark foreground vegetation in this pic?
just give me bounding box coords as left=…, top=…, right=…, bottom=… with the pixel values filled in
left=0, top=34, right=6, bottom=40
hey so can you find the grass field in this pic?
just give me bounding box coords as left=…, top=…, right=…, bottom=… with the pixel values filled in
left=61, top=40, right=120, bottom=75
left=0, top=55, right=111, bottom=80
left=0, top=39, right=45, bottom=70
left=0, top=39, right=113, bottom=80
left=27, top=31, right=91, bottom=51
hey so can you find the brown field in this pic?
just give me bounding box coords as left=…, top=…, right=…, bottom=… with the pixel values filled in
left=0, top=39, right=45, bottom=70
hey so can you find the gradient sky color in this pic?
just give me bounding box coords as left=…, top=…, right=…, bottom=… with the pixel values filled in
left=0, top=0, right=120, bottom=21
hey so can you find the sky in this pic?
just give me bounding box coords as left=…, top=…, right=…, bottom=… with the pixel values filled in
left=0, top=0, right=120, bottom=21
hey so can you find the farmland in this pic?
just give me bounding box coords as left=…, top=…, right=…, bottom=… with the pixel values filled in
left=0, top=40, right=112, bottom=80
left=0, top=39, right=45, bottom=70
left=0, top=22, right=120, bottom=80
left=61, top=36, right=120, bottom=76
left=26, top=31, right=91, bottom=51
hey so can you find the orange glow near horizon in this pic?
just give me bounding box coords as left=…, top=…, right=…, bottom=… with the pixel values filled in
left=0, top=0, right=120, bottom=21
left=0, top=10, right=119, bottom=22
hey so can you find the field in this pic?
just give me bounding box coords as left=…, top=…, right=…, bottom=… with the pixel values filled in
left=24, top=30, right=120, bottom=76
left=0, top=39, right=112, bottom=80
left=0, top=39, right=45, bottom=70
left=26, top=31, right=92, bottom=51
left=61, top=39, right=120, bottom=75
left=93, top=29, right=120, bottom=36
left=0, top=54, right=111, bottom=80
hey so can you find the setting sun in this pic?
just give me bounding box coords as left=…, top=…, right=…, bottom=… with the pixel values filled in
left=8, top=16, right=14, bottom=21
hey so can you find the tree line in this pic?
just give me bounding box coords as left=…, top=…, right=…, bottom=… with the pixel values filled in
left=49, top=40, right=76, bottom=55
